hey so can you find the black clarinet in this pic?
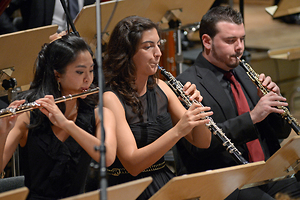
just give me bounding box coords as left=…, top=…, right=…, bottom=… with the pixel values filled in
left=158, top=65, right=248, bottom=164
left=238, top=58, right=300, bottom=135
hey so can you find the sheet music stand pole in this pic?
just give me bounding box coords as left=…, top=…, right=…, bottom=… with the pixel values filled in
left=59, top=0, right=80, bottom=36
left=95, top=0, right=107, bottom=200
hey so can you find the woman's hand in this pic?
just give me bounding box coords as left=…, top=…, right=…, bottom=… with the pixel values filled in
left=36, top=95, right=68, bottom=128
left=175, top=103, right=212, bottom=138
left=182, top=81, right=203, bottom=102
left=0, top=100, right=25, bottom=137
left=49, top=31, right=67, bottom=42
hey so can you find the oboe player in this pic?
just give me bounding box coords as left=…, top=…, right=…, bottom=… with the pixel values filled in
left=0, top=35, right=117, bottom=199
left=174, top=6, right=300, bottom=200
left=102, top=15, right=212, bottom=200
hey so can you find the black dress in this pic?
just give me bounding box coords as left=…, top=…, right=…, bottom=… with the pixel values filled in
left=20, top=99, right=96, bottom=200
left=107, top=85, right=175, bottom=200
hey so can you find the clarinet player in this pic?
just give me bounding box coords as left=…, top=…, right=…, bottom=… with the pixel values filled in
left=174, top=6, right=300, bottom=200
left=102, top=15, right=212, bottom=200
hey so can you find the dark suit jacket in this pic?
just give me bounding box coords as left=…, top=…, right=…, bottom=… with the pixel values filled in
left=174, top=53, right=291, bottom=175
left=11, top=0, right=95, bottom=30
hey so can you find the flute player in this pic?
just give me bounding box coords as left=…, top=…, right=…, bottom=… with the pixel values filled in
left=0, top=35, right=117, bottom=199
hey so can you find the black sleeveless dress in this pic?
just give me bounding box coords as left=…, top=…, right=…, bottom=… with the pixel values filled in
left=20, top=99, right=96, bottom=200
left=107, top=85, right=175, bottom=200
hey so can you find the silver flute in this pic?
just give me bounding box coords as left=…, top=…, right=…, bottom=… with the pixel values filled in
left=0, top=87, right=99, bottom=119
left=238, top=58, right=300, bottom=135
left=158, top=65, right=248, bottom=164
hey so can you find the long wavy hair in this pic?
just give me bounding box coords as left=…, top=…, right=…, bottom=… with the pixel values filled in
left=103, top=15, right=160, bottom=118
left=17, top=35, right=98, bottom=128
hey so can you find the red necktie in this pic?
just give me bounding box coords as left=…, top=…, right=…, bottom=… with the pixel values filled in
left=224, top=71, right=265, bottom=162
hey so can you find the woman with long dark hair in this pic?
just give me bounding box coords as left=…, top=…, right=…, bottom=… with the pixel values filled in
left=0, top=35, right=117, bottom=199
left=103, top=16, right=212, bottom=199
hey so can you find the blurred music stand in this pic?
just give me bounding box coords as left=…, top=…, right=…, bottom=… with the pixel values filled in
left=149, top=162, right=264, bottom=200
left=242, top=135, right=300, bottom=189
left=74, top=0, right=214, bottom=74
left=268, top=45, right=300, bottom=60
left=265, top=0, right=300, bottom=18
left=0, top=25, right=58, bottom=177
left=74, top=0, right=124, bottom=46
left=150, top=136, right=300, bottom=200
left=60, top=177, right=152, bottom=200
left=75, top=0, right=214, bottom=39
left=0, top=187, right=29, bottom=200
left=0, top=25, right=58, bottom=98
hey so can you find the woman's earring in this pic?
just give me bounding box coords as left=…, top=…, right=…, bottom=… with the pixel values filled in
left=57, top=81, right=61, bottom=91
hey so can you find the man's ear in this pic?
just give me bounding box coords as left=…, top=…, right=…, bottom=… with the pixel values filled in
left=202, top=34, right=212, bottom=50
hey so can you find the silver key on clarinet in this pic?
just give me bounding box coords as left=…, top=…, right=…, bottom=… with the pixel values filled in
left=158, top=65, right=248, bottom=164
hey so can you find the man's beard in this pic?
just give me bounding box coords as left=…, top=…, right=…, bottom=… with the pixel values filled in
left=211, top=43, right=239, bottom=69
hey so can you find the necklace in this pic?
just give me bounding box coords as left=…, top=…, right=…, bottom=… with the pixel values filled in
left=66, top=103, right=78, bottom=119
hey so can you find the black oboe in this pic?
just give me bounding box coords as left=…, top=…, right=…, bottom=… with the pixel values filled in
left=158, top=65, right=248, bottom=165
left=238, top=58, right=300, bottom=135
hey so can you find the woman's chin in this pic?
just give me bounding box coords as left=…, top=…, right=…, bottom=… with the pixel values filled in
left=80, top=95, right=88, bottom=99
